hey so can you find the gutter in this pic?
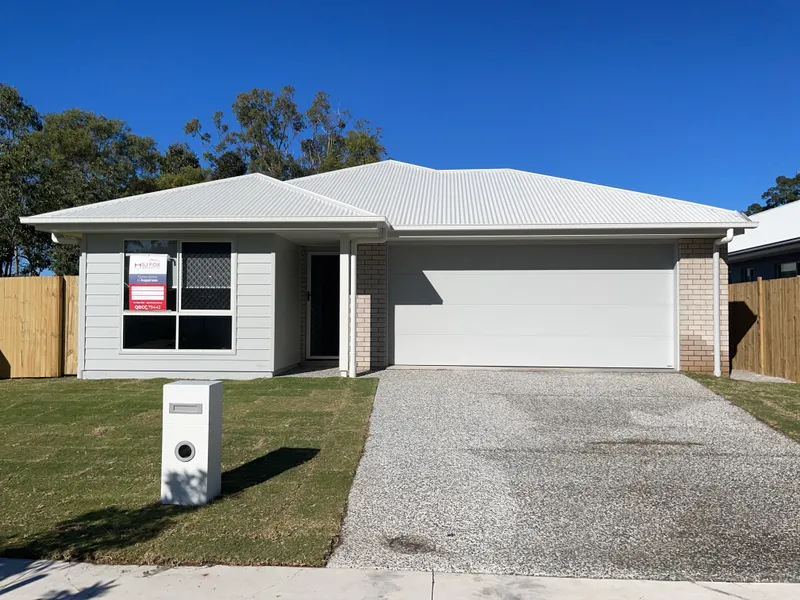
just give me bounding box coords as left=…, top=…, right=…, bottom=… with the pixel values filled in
left=713, top=229, right=735, bottom=377
left=390, top=222, right=757, bottom=232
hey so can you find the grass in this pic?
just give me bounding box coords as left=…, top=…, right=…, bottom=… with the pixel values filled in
left=688, top=373, right=800, bottom=443
left=0, top=376, right=378, bottom=566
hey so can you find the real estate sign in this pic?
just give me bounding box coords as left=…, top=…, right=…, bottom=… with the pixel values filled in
left=129, top=254, right=168, bottom=311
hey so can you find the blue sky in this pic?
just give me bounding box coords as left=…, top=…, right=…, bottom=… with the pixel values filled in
left=3, top=0, right=799, bottom=211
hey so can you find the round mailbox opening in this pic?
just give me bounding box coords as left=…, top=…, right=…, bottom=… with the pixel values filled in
left=175, top=441, right=195, bottom=462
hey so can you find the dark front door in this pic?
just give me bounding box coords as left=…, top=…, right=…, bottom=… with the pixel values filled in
left=309, top=254, right=339, bottom=357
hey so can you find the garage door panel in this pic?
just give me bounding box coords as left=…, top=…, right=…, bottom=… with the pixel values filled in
left=394, top=304, right=674, bottom=337
left=405, top=271, right=673, bottom=306
left=393, top=334, right=674, bottom=369
left=391, top=243, right=675, bottom=272
left=389, top=243, right=676, bottom=369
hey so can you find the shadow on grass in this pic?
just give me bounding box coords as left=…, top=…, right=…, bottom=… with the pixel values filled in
left=0, top=447, right=319, bottom=564
left=221, top=447, right=318, bottom=498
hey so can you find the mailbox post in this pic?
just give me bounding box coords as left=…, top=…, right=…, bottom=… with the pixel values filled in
left=161, top=381, right=223, bottom=505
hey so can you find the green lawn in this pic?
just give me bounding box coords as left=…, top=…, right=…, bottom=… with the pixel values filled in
left=689, top=374, right=800, bottom=443
left=0, top=376, right=377, bottom=566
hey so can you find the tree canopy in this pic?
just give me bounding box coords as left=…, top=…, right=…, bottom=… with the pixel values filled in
left=185, top=87, right=386, bottom=180
left=744, top=172, right=800, bottom=216
left=0, top=83, right=387, bottom=275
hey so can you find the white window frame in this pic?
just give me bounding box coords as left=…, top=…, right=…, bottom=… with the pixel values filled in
left=120, top=238, right=237, bottom=355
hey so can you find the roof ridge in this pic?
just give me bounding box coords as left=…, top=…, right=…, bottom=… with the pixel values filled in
left=40, top=173, right=262, bottom=217
left=382, top=159, right=436, bottom=171
left=288, top=159, right=435, bottom=183
left=436, top=167, right=515, bottom=173
left=253, top=173, right=378, bottom=217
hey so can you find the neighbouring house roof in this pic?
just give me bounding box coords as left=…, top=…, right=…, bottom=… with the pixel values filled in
left=22, top=159, right=754, bottom=233
left=728, top=201, right=800, bottom=256
left=289, top=160, right=753, bottom=230
left=21, top=173, right=381, bottom=225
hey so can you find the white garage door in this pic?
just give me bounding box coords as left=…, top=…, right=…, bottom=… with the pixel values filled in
left=389, top=243, right=676, bottom=369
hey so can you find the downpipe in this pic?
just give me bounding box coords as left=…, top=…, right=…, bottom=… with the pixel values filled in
left=349, top=226, right=389, bottom=378
left=713, top=228, right=734, bottom=377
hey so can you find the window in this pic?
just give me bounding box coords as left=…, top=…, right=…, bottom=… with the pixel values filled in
left=741, top=267, right=755, bottom=282
left=122, top=240, right=233, bottom=351
left=123, top=315, right=176, bottom=349
left=181, top=242, right=232, bottom=310
left=123, top=240, right=177, bottom=311
left=775, top=262, right=798, bottom=279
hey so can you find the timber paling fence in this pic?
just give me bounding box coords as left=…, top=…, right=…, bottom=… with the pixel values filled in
left=0, top=276, right=78, bottom=378
left=729, top=277, right=800, bottom=382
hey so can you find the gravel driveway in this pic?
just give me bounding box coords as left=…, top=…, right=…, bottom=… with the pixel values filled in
left=329, top=370, right=800, bottom=581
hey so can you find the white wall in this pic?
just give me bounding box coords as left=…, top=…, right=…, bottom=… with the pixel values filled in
left=81, top=233, right=278, bottom=379
left=273, top=236, right=301, bottom=373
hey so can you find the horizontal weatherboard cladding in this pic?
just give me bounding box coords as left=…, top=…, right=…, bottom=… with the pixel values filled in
left=82, top=233, right=275, bottom=377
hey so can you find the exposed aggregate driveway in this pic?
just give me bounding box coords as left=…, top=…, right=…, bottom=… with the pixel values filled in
left=328, top=371, right=800, bottom=581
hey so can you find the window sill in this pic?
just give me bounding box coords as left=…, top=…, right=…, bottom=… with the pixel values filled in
left=118, top=349, right=237, bottom=356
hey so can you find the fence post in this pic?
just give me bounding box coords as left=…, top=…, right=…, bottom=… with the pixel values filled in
left=758, top=276, right=765, bottom=375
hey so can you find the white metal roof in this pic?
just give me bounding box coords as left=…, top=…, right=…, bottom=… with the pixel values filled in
left=728, top=201, right=800, bottom=255
left=288, top=160, right=753, bottom=229
left=22, top=159, right=753, bottom=232
left=22, top=173, right=379, bottom=224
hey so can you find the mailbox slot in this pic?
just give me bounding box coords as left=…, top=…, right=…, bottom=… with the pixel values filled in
left=169, top=403, right=203, bottom=415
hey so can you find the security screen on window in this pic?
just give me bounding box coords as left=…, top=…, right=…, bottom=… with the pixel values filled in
left=122, top=240, right=233, bottom=350
left=181, top=242, right=232, bottom=310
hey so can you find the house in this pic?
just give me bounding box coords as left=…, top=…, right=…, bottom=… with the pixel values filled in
left=728, top=202, right=800, bottom=283
left=21, top=160, right=755, bottom=380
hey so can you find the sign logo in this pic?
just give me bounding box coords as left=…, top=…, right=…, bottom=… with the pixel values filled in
left=129, top=254, right=168, bottom=311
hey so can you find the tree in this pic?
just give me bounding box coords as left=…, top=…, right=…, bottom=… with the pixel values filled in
left=160, top=142, right=200, bottom=174
left=212, top=151, right=247, bottom=180
left=0, top=84, right=43, bottom=276
left=744, top=172, right=800, bottom=215
left=3, top=105, right=160, bottom=275
left=186, top=87, right=386, bottom=181
left=152, top=167, right=208, bottom=190
left=144, top=142, right=208, bottom=192
left=300, top=92, right=384, bottom=174
left=744, top=203, right=763, bottom=216
left=2, top=83, right=389, bottom=275
left=761, top=173, right=800, bottom=209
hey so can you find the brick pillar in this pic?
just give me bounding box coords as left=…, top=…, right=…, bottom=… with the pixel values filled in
left=356, top=244, right=387, bottom=373
left=679, top=239, right=729, bottom=376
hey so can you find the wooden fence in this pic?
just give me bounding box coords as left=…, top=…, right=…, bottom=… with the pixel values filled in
left=729, top=277, right=800, bottom=382
left=0, top=276, right=79, bottom=378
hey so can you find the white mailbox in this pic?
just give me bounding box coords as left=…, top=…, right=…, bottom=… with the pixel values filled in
left=161, top=381, right=223, bottom=506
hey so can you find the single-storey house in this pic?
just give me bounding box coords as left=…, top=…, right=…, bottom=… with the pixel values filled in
left=22, top=160, right=755, bottom=379
left=728, top=201, right=800, bottom=283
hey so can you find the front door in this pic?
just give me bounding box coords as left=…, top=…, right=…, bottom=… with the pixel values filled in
left=308, top=254, right=340, bottom=358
